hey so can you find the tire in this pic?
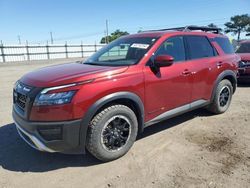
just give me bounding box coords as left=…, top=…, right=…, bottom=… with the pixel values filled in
left=207, top=79, right=233, bottom=114
left=86, top=104, right=138, bottom=162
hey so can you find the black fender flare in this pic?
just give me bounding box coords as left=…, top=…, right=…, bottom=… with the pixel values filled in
left=79, top=91, right=144, bottom=153
left=211, top=70, right=237, bottom=101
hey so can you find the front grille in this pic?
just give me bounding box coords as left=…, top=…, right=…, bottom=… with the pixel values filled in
left=13, top=82, right=33, bottom=113
left=16, top=92, right=27, bottom=110
left=242, top=61, right=250, bottom=67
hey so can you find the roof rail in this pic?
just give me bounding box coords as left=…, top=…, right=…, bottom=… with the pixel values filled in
left=143, top=25, right=222, bottom=34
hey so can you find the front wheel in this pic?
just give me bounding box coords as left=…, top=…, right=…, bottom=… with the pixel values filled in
left=86, top=105, right=138, bottom=162
left=207, top=79, right=233, bottom=114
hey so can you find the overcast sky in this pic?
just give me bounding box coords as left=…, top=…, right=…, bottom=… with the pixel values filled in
left=0, top=0, right=249, bottom=44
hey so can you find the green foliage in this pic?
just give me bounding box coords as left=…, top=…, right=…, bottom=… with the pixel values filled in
left=100, top=30, right=129, bottom=44
left=246, top=26, right=250, bottom=36
left=224, top=14, right=250, bottom=41
left=207, top=23, right=218, bottom=28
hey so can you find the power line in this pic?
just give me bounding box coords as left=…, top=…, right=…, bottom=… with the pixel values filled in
left=54, top=32, right=103, bottom=41
left=20, top=16, right=232, bottom=45
left=29, top=31, right=104, bottom=44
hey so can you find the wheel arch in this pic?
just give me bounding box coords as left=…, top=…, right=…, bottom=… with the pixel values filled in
left=79, top=92, right=144, bottom=152
left=211, top=70, right=237, bottom=101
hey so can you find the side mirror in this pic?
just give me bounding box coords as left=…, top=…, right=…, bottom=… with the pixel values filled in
left=154, top=55, right=174, bottom=67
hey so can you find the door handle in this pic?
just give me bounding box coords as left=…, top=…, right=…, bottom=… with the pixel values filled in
left=182, top=69, right=192, bottom=76
left=217, top=62, right=223, bottom=68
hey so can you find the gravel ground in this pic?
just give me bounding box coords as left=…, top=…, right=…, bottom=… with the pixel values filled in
left=0, top=59, right=250, bottom=188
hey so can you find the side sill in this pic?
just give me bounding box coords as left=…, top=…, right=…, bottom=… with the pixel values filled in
left=144, top=99, right=209, bottom=127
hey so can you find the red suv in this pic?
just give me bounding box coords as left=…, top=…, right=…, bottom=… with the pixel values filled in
left=13, top=26, right=239, bottom=161
left=236, top=40, right=250, bottom=82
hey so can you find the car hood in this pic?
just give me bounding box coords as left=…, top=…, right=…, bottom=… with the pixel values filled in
left=237, top=53, right=250, bottom=61
left=20, top=62, right=129, bottom=87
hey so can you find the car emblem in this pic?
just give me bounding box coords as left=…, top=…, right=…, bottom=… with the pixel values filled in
left=16, top=83, right=31, bottom=93
left=23, top=87, right=31, bottom=92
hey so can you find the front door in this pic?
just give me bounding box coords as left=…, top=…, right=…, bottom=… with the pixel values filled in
left=144, top=36, right=193, bottom=121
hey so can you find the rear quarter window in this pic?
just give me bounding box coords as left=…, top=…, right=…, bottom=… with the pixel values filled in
left=214, top=37, right=234, bottom=54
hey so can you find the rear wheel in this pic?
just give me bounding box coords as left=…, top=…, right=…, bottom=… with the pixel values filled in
left=207, top=79, right=233, bottom=114
left=86, top=104, right=138, bottom=162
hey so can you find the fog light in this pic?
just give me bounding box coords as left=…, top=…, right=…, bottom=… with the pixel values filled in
left=38, top=127, right=62, bottom=141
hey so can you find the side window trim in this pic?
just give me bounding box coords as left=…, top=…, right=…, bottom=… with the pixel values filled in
left=208, top=38, right=219, bottom=56
left=205, top=36, right=218, bottom=56
left=183, top=36, right=191, bottom=60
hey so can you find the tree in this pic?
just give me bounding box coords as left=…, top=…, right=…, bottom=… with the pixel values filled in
left=246, top=26, right=250, bottom=36
left=207, top=23, right=218, bottom=28
left=224, top=14, right=250, bottom=41
left=100, top=30, right=129, bottom=44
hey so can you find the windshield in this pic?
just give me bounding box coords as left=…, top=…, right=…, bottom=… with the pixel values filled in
left=83, top=37, right=158, bottom=66
left=236, top=42, right=250, bottom=53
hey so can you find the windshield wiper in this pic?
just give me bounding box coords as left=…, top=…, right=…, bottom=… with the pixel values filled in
left=84, top=62, right=104, bottom=66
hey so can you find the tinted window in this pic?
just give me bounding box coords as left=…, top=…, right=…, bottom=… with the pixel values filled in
left=236, top=42, right=250, bottom=53
left=215, top=37, right=234, bottom=54
left=156, top=36, right=186, bottom=62
left=186, top=36, right=215, bottom=59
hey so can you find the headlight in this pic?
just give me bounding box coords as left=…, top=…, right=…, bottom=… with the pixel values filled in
left=34, top=91, right=76, bottom=106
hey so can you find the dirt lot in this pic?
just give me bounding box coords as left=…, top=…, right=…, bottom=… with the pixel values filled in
left=0, top=59, right=250, bottom=188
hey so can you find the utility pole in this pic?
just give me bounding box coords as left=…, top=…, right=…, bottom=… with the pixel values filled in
left=25, top=40, right=30, bottom=61
left=17, top=35, right=21, bottom=45
left=106, top=19, right=109, bottom=44
left=50, top=31, right=54, bottom=44
left=0, top=40, right=5, bottom=62
left=104, top=30, right=107, bottom=44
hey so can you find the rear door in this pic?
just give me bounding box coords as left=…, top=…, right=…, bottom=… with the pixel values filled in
left=185, top=35, right=218, bottom=102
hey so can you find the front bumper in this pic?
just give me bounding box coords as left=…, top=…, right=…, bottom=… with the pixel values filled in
left=13, top=110, right=84, bottom=154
